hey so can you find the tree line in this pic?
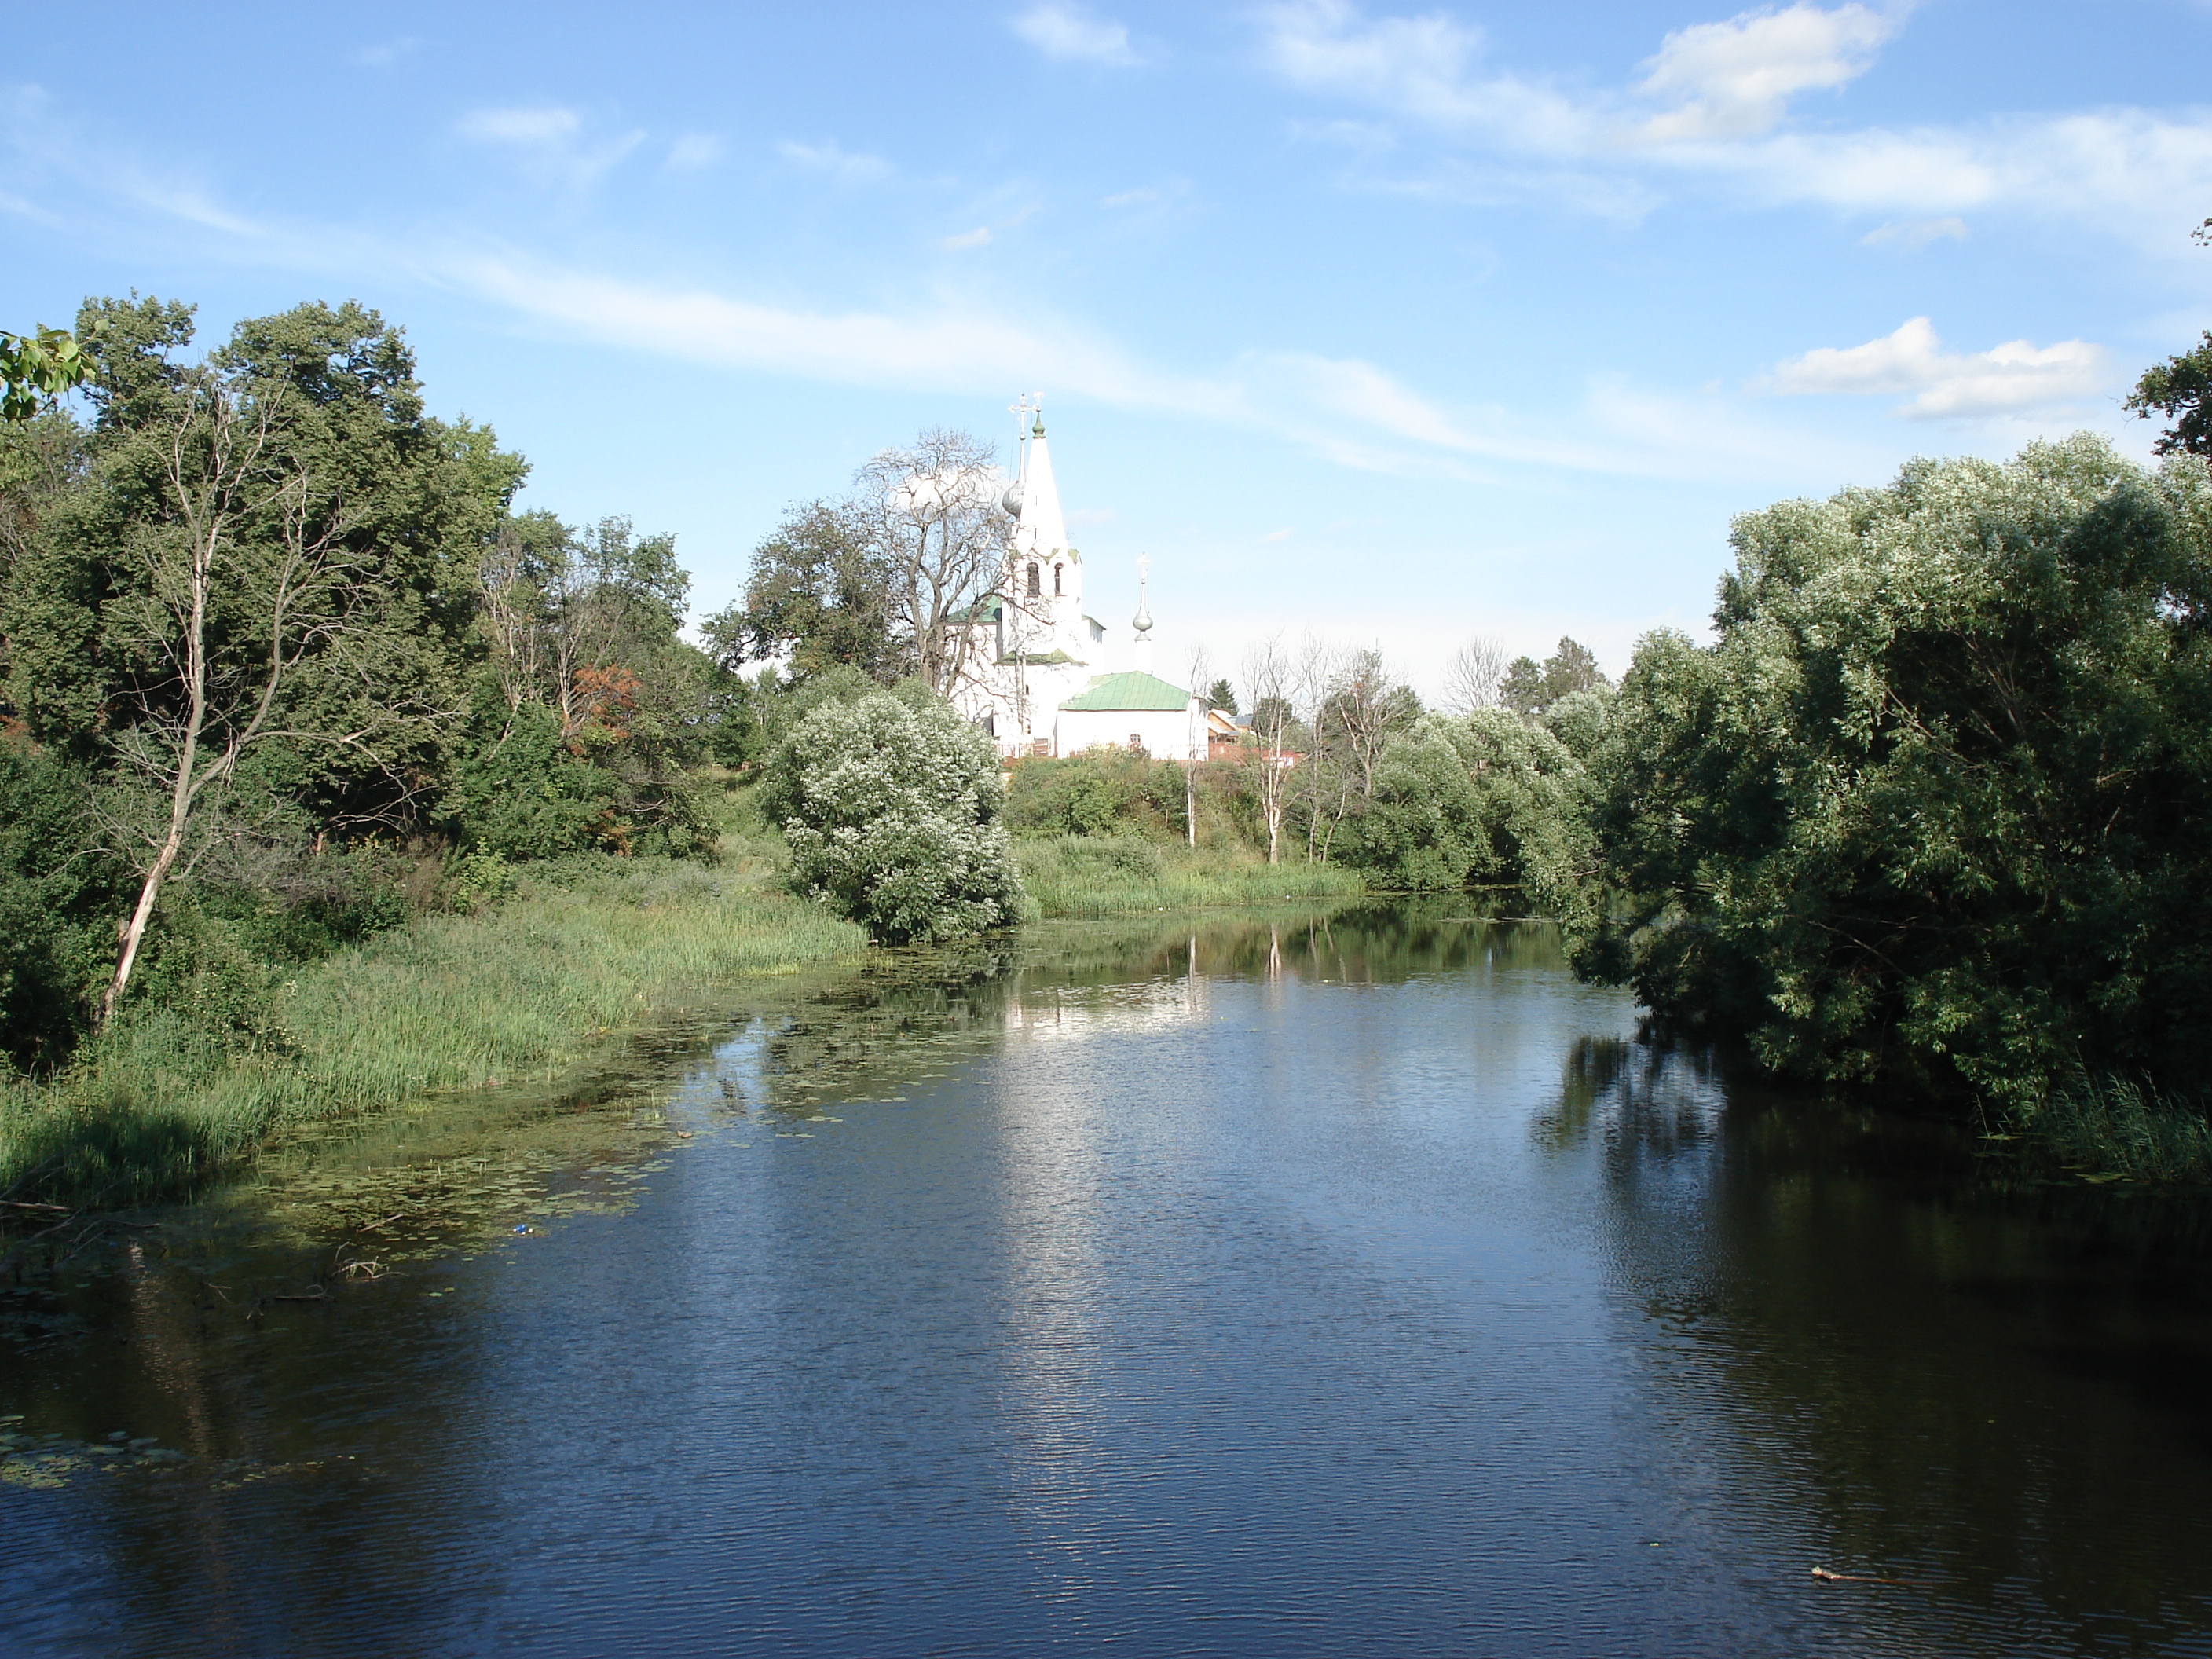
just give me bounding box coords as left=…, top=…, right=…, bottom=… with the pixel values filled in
left=9, top=285, right=2212, bottom=1141
left=0, top=295, right=741, bottom=1070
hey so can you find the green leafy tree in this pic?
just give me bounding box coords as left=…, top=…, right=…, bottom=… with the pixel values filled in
left=0, top=295, right=524, bottom=1018
left=0, top=736, right=125, bottom=1067
left=1502, top=637, right=1608, bottom=718
left=1204, top=678, right=1238, bottom=716
left=459, top=508, right=716, bottom=857
left=0, top=325, right=93, bottom=422
left=2126, top=332, right=2212, bottom=459
left=1539, top=685, right=1615, bottom=761
left=1577, top=435, right=2212, bottom=1109
left=760, top=687, right=1024, bottom=942
left=1346, top=709, right=1594, bottom=912
left=706, top=499, right=903, bottom=682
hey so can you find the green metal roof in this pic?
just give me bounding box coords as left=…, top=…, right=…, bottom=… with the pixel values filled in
left=998, top=649, right=1085, bottom=667
left=1057, top=670, right=1192, bottom=712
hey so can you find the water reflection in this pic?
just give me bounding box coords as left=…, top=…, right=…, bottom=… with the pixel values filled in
left=5, top=904, right=2210, bottom=1658
left=1540, top=1033, right=2212, bottom=1655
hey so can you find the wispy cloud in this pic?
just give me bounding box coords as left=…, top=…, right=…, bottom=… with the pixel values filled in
left=1765, top=317, right=2108, bottom=417
left=456, top=105, right=645, bottom=190
left=1860, top=214, right=1968, bottom=248
left=1011, top=2, right=1142, bottom=67
left=1255, top=1, right=2212, bottom=247
left=457, top=105, right=581, bottom=147
left=773, top=138, right=890, bottom=184
left=3, top=82, right=1897, bottom=489
left=667, top=133, right=725, bottom=170
left=938, top=203, right=1039, bottom=251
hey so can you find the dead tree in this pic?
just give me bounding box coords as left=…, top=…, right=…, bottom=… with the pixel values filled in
left=97, top=376, right=428, bottom=1024
left=855, top=429, right=1015, bottom=698
left=1443, top=635, right=1507, bottom=713
left=1243, top=637, right=1296, bottom=865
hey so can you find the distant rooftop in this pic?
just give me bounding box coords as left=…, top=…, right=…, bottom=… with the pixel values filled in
left=1058, top=671, right=1191, bottom=712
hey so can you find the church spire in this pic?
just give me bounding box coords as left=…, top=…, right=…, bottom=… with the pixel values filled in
left=1131, top=553, right=1153, bottom=670
left=1013, top=397, right=1068, bottom=558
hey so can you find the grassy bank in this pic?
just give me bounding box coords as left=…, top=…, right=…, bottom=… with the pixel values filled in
left=2001, top=1075, right=2212, bottom=1185
left=1016, top=835, right=1367, bottom=917
left=0, top=859, right=865, bottom=1206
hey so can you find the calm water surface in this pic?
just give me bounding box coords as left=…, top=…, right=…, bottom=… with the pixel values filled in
left=5, top=905, right=2210, bottom=1657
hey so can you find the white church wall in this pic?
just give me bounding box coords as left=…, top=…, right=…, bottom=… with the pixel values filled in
left=1057, top=703, right=1203, bottom=762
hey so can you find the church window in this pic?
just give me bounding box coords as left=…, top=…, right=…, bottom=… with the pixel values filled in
left=1025, top=563, right=1040, bottom=597
left=1053, top=564, right=1063, bottom=595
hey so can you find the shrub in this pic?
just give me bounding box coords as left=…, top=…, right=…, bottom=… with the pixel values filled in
left=0, top=736, right=124, bottom=1071
left=1344, top=710, right=1595, bottom=915
left=442, top=698, right=716, bottom=862
left=1005, top=748, right=1189, bottom=840
left=760, top=689, right=1025, bottom=943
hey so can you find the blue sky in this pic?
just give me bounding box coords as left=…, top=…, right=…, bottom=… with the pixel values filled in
left=5, top=1, right=2210, bottom=690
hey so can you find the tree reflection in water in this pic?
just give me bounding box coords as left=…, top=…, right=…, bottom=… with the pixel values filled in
left=1539, top=1029, right=2212, bottom=1654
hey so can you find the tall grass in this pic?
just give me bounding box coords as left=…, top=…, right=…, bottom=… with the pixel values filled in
left=2010, top=1073, right=2212, bottom=1184
left=0, top=859, right=863, bottom=1204
left=1016, top=835, right=1366, bottom=917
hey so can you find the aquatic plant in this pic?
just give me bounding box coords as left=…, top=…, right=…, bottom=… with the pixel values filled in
left=0, top=858, right=864, bottom=1203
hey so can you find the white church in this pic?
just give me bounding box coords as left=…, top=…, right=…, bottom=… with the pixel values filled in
left=948, top=399, right=1210, bottom=763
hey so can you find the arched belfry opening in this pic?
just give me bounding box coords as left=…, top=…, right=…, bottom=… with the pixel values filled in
left=1025, top=562, right=1041, bottom=597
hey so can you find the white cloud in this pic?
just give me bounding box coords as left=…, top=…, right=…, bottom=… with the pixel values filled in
left=0, top=83, right=1907, bottom=489
left=1012, top=2, right=1141, bottom=67
left=456, top=105, right=644, bottom=189
left=774, top=138, right=890, bottom=183
left=937, top=203, right=1039, bottom=251
left=1860, top=214, right=1968, bottom=247
left=667, top=133, right=725, bottom=170
left=1259, top=1, right=1900, bottom=152
left=1632, top=3, right=1898, bottom=142
left=1767, top=317, right=2108, bottom=417
left=458, top=105, right=580, bottom=146
left=430, top=247, right=1232, bottom=418
left=1258, top=0, right=1591, bottom=152
left=1254, top=2, right=2212, bottom=247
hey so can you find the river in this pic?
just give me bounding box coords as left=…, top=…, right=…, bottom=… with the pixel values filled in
left=4, top=904, right=2210, bottom=1657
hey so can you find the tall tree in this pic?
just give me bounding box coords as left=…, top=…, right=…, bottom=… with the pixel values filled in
left=90, top=364, right=433, bottom=1019
left=1243, top=638, right=1298, bottom=865
left=0, top=295, right=524, bottom=1018
left=1577, top=435, right=2212, bottom=1108
left=706, top=498, right=901, bottom=682
left=2126, top=333, right=2212, bottom=460
left=1501, top=637, right=1608, bottom=717
left=853, top=428, right=1013, bottom=697
left=1442, top=636, right=1507, bottom=712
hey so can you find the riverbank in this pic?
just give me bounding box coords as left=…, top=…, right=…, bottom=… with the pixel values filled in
left=0, top=858, right=866, bottom=1207
left=1017, top=835, right=1367, bottom=917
